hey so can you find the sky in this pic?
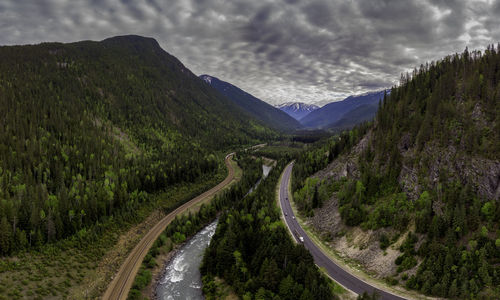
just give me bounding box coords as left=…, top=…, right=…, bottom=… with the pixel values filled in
left=1, top=0, right=500, bottom=106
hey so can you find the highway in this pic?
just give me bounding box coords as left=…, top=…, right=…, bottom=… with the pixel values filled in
left=103, top=153, right=236, bottom=300
left=278, top=162, right=407, bottom=300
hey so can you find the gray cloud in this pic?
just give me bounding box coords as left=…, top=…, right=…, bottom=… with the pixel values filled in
left=1, top=0, right=499, bottom=105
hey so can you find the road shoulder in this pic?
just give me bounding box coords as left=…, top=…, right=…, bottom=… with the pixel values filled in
left=283, top=170, right=432, bottom=300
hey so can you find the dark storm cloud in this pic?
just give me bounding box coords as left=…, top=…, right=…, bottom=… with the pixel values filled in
left=1, top=0, right=499, bottom=105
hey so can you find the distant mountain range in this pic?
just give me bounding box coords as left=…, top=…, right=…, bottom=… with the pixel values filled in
left=199, top=73, right=386, bottom=132
left=275, top=102, right=319, bottom=120
left=200, top=75, right=301, bottom=131
left=299, top=90, right=387, bottom=129
left=327, top=102, right=379, bottom=131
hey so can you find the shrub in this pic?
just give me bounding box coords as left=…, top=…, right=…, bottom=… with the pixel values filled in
left=132, top=269, right=152, bottom=290
left=379, top=233, right=390, bottom=250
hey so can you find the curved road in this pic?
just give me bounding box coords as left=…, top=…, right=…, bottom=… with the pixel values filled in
left=279, top=162, right=407, bottom=300
left=103, top=153, right=236, bottom=300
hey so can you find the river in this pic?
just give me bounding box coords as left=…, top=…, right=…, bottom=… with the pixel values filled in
left=156, top=163, right=272, bottom=300
left=155, top=220, right=218, bottom=300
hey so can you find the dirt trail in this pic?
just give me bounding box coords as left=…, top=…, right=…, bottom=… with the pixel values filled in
left=103, top=153, right=236, bottom=300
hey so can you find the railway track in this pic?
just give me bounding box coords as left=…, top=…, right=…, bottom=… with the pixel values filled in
left=103, top=153, right=235, bottom=300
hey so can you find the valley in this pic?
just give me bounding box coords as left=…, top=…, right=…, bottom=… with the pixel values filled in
left=103, top=154, right=237, bottom=300
left=1, top=7, right=499, bottom=299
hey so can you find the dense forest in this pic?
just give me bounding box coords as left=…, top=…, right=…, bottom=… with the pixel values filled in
left=292, top=46, right=500, bottom=298
left=128, top=155, right=262, bottom=299
left=0, top=35, right=276, bottom=255
left=201, top=158, right=335, bottom=300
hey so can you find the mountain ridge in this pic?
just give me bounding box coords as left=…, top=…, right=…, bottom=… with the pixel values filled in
left=0, top=35, right=276, bottom=255
left=199, top=74, right=302, bottom=131
left=275, top=102, right=320, bottom=120
left=300, top=90, right=386, bottom=128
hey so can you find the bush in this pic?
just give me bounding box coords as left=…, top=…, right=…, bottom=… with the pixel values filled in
left=128, top=289, right=142, bottom=300
left=339, top=204, right=365, bottom=226
left=385, top=276, right=398, bottom=285
left=172, top=232, right=186, bottom=244
left=146, top=257, right=156, bottom=269
left=379, top=233, right=390, bottom=250
left=395, top=253, right=417, bottom=272
left=132, top=269, right=152, bottom=290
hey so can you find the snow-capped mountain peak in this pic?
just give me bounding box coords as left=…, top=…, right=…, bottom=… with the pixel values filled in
left=200, top=75, right=213, bottom=84
left=275, top=102, right=319, bottom=120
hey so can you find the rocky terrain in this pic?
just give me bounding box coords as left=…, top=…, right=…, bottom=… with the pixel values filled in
left=305, top=124, right=499, bottom=280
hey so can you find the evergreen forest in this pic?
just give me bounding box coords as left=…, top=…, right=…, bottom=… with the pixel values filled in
left=0, top=35, right=276, bottom=255
left=292, top=46, right=500, bottom=298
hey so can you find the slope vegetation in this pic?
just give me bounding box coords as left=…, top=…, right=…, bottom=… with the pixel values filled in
left=327, top=103, right=378, bottom=132
left=293, top=46, right=500, bottom=298
left=0, top=35, right=274, bottom=255
left=300, top=91, right=385, bottom=128
left=200, top=75, right=302, bottom=131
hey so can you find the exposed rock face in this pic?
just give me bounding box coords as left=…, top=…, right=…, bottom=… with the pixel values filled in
left=309, top=196, right=404, bottom=278
left=303, top=125, right=499, bottom=279
left=459, top=157, right=500, bottom=200
left=471, top=102, right=488, bottom=128
left=313, top=131, right=372, bottom=180
left=310, top=197, right=343, bottom=236
left=313, top=120, right=500, bottom=202
left=413, top=143, right=500, bottom=201
left=398, top=164, right=420, bottom=201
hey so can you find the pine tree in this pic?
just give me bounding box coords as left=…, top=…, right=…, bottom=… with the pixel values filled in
left=0, top=216, right=12, bottom=254
left=312, top=186, right=319, bottom=208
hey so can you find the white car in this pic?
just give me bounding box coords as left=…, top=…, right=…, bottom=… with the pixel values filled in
left=299, top=236, right=304, bottom=243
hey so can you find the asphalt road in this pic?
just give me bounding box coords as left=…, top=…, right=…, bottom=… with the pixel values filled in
left=279, top=162, right=407, bottom=300
left=103, top=153, right=236, bottom=300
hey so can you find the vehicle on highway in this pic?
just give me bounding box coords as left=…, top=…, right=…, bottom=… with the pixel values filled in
left=285, top=212, right=287, bottom=216
left=299, top=236, right=304, bottom=243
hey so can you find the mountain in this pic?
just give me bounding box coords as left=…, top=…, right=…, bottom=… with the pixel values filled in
left=200, top=75, right=301, bottom=131
left=0, top=35, right=276, bottom=254
left=299, top=90, right=386, bottom=128
left=292, top=46, right=500, bottom=298
left=327, top=102, right=378, bottom=131
left=275, top=102, right=319, bottom=120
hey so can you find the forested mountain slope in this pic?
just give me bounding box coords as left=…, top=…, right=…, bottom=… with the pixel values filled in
left=327, top=102, right=379, bottom=132
left=200, top=75, right=302, bottom=131
left=0, top=35, right=275, bottom=255
left=292, top=46, right=500, bottom=298
left=300, top=91, right=385, bottom=128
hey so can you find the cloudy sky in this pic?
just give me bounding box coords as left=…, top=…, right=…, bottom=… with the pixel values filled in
left=1, top=0, right=500, bottom=105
